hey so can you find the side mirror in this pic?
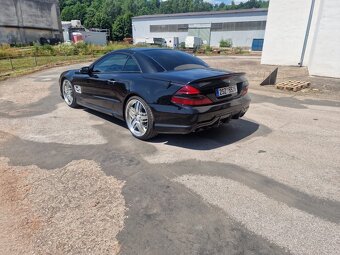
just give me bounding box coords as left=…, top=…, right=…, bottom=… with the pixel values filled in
left=80, top=66, right=90, bottom=74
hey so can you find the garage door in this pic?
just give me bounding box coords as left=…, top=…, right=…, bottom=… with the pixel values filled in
left=188, top=28, right=211, bottom=45
left=252, top=39, right=264, bottom=51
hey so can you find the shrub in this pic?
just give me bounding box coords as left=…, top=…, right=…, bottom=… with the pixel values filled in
left=179, top=42, right=186, bottom=49
left=74, top=42, right=90, bottom=55
left=103, top=42, right=132, bottom=53
left=0, top=44, right=10, bottom=50
left=0, top=43, right=29, bottom=58
left=34, top=43, right=55, bottom=56
left=55, top=43, right=76, bottom=56
left=0, top=44, right=12, bottom=58
left=204, top=45, right=213, bottom=53
left=219, top=39, right=232, bottom=48
left=55, top=42, right=99, bottom=56
left=234, top=47, right=244, bottom=54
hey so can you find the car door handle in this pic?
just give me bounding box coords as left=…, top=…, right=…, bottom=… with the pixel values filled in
left=107, top=80, right=116, bottom=85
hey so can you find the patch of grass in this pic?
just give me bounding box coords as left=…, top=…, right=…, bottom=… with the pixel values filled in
left=0, top=42, right=139, bottom=80
left=0, top=55, right=100, bottom=81
left=233, top=47, right=247, bottom=55
left=202, top=45, right=213, bottom=54
left=0, top=42, right=133, bottom=59
left=101, top=42, right=133, bottom=53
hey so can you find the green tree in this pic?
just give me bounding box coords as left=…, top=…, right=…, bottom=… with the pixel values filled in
left=111, top=12, right=133, bottom=41
left=60, top=2, right=87, bottom=21
left=60, top=6, right=74, bottom=21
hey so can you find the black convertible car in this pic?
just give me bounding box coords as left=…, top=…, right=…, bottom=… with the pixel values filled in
left=59, top=48, right=250, bottom=140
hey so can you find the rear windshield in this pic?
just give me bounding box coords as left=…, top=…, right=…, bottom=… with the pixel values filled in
left=143, top=50, right=209, bottom=71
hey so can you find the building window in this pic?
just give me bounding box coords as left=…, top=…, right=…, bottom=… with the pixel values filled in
left=211, top=21, right=266, bottom=31
left=168, top=25, right=177, bottom=32
left=150, top=25, right=159, bottom=32
left=150, top=21, right=265, bottom=33
left=211, top=23, right=223, bottom=31
left=150, top=24, right=188, bottom=33
left=177, top=24, right=189, bottom=31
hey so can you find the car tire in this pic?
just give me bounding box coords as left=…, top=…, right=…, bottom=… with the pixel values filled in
left=62, top=79, right=78, bottom=108
left=125, top=96, right=157, bottom=140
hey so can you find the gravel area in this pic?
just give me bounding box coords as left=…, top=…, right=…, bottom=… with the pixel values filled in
left=0, top=157, right=126, bottom=255
left=0, top=103, right=107, bottom=145
left=174, top=175, right=340, bottom=255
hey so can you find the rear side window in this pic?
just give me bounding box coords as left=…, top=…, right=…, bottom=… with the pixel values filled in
left=123, top=57, right=140, bottom=72
left=92, top=54, right=129, bottom=73
left=143, top=50, right=209, bottom=71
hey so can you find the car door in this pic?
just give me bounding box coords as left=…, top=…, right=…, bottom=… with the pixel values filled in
left=80, top=53, right=130, bottom=114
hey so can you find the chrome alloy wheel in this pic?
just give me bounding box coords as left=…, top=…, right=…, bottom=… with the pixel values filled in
left=125, top=99, right=148, bottom=137
left=62, top=79, right=74, bottom=105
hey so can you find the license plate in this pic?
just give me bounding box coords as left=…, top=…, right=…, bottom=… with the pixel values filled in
left=216, top=85, right=237, bottom=97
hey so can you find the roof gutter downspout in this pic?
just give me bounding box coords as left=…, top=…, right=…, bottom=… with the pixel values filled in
left=299, top=0, right=316, bottom=67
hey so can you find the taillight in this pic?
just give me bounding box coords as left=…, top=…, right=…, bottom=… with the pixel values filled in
left=171, top=85, right=213, bottom=106
left=174, top=85, right=200, bottom=95
left=241, top=86, right=248, bottom=96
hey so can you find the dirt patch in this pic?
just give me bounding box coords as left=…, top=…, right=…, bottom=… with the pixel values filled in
left=0, top=81, right=50, bottom=106
left=0, top=158, right=126, bottom=255
left=0, top=159, right=37, bottom=254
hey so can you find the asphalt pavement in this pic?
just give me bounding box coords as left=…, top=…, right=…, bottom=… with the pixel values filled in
left=0, top=59, right=339, bottom=255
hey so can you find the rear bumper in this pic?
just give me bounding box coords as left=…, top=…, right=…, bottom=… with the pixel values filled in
left=150, top=95, right=250, bottom=134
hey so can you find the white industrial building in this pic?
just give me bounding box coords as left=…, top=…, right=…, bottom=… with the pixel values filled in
left=132, top=9, right=268, bottom=49
left=262, top=0, right=340, bottom=78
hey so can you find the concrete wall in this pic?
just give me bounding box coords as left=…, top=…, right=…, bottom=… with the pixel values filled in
left=261, top=0, right=313, bottom=66
left=261, top=0, right=340, bottom=78
left=308, top=0, right=340, bottom=78
left=0, top=0, right=62, bottom=44
left=132, top=10, right=267, bottom=48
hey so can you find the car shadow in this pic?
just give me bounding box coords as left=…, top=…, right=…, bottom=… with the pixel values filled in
left=84, top=108, right=127, bottom=128
left=84, top=108, right=261, bottom=151
left=149, top=119, right=261, bottom=150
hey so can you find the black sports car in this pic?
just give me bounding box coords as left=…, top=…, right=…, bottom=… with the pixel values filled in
left=59, top=48, right=250, bottom=140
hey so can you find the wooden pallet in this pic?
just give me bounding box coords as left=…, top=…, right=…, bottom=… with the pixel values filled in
left=275, top=80, right=311, bottom=92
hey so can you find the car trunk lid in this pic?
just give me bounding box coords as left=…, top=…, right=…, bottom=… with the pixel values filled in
left=143, top=68, right=247, bottom=104
left=142, top=68, right=234, bottom=84
left=188, top=72, right=246, bottom=103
